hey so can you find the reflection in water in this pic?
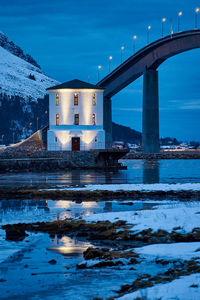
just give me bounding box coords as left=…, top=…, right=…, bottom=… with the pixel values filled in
left=104, top=202, right=112, bottom=212
left=0, top=159, right=199, bottom=188
left=143, top=160, right=160, bottom=184
left=0, top=199, right=159, bottom=227
left=48, top=236, right=93, bottom=256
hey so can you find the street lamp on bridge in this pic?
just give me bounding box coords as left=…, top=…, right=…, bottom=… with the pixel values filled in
left=195, top=8, right=200, bottom=29
left=178, top=11, right=182, bottom=32
left=98, top=65, right=102, bottom=81
left=162, top=18, right=166, bottom=37
left=121, top=46, right=124, bottom=63
left=109, top=56, right=112, bottom=72
left=133, top=35, right=137, bottom=53
left=147, top=25, right=151, bottom=44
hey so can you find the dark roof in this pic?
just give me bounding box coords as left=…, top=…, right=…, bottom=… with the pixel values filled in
left=47, top=79, right=104, bottom=91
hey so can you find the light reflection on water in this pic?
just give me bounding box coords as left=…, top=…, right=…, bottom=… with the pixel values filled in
left=0, top=159, right=199, bottom=188
left=48, top=236, right=93, bottom=256
left=0, top=199, right=153, bottom=226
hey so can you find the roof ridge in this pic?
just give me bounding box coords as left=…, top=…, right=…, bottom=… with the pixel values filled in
left=47, top=79, right=104, bottom=91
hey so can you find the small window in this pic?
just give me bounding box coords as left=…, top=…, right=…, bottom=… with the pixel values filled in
left=92, top=93, right=96, bottom=105
left=56, top=113, right=59, bottom=126
left=56, top=94, right=59, bottom=106
left=92, top=113, right=96, bottom=126
left=75, top=114, right=79, bottom=125
left=74, top=93, right=78, bottom=105
left=55, top=137, right=58, bottom=142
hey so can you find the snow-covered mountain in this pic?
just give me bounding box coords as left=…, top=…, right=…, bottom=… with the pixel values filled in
left=0, top=31, right=59, bottom=100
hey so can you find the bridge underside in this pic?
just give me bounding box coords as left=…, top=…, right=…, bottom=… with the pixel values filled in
left=100, top=30, right=200, bottom=153
left=104, top=68, right=160, bottom=153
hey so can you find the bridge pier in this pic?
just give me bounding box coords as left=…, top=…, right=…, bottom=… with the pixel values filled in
left=142, top=69, right=160, bottom=153
left=103, top=97, right=112, bottom=149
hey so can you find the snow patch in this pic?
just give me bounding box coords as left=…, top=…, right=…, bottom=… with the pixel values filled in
left=135, top=242, right=200, bottom=260
left=0, top=46, right=59, bottom=100
left=48, top=183, right=200, bottom=192
left=119, top=273, right=200, bottom=300
left=84, top=202, right=200, bottom=233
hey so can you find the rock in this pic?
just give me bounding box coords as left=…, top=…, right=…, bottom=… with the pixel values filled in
left=5, top=227, right=28, bottom=241
left=190, top=284, right=198, bottom=288
left=83, top=247, right=106, bottom=260
left=77, top=263, right=87, bottom=269
left=48, top=259, right=57, bottom=264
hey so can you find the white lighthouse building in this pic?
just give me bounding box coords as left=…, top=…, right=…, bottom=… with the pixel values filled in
left=47, top=79, right=105, bottom=151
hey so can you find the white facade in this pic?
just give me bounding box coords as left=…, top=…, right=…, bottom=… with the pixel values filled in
left=47, top=80, right=105, bottom=151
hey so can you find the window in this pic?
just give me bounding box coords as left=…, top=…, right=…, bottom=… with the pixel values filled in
left=92, top=113, right=96, bottom=126
left=56, top=94, right=59, bottom=106
left=55, top=137, right=58, bottom=142
left=75, top=114, right=79, bottom=125
left=92, top=93, right=96, bottom=105
left=74, top=93, right=78, bottom=105
left=56, top=113, right=59, bottom=126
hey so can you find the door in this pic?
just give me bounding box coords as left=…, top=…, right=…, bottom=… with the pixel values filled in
left=72, top=137, right=80, bottom=151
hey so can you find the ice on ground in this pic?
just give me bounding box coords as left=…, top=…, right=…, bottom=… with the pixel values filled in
left=135, top=242, right=200, bottom=260
left=84, top=202, right=200, bottom=233
left=119, top=273, right=200, bottom=300
left=47, top=183, right=200, bottom=192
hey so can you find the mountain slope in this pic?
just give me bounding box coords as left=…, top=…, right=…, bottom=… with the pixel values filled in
left=0, top=31, right=40, bottom=68
left=0, top=32, right=59, bottom=101
left=112, top=122, right=142, bottom=143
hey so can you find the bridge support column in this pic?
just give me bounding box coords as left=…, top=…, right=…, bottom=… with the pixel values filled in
left=142, top=69, right=160, bottom=153
left=103, top=97, right=112, bottom=149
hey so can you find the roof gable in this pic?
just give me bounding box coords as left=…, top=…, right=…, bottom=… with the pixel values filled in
left=47, top=79, right=104, bottom=91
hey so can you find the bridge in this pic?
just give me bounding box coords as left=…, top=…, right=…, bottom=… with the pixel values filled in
left=98, top=30, right=200, bottom=153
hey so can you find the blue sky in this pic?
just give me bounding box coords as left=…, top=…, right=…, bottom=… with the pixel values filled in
left=0, top=0, right=200, bottom=141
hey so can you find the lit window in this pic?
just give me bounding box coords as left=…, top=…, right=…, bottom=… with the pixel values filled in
left=75, top=114, right=79, bottom=125
left=56, top=94, right=59, bottom=106
left=56, top=113, right=59, bottom=126
left=93, top=113, right=96, bottom=125
left=74, top=93, right=78, bottom=105
left=93, top=93, right=96, bottom=105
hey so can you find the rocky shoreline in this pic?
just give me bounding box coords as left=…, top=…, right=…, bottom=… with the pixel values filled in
left=0, top=186, right=199, bottom=201
left=2, top=218, right=200, bottom=299
left=125, top=150, right=200, bottom=160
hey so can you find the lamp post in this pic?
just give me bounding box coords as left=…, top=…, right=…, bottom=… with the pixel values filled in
left=13, top=132, right=15, bottom=144
left=133, top=35, right=137, bottom=53
left=109, top=56, right=112, bottom=72
left=178, top=11, right=182, bottom=32
left=162, top=18, right=166, bottom=37
left=121, top=46, right=125, bottom=63
left=36, top=117, right=39, bottom=131
left=147, top=25, right=151, bottom=44
left=170, top=18, right=174, bottom=37
left=1, top=134, right=4, bottom=145
left=195, top=8, right=200, bottom=29
left=30, top=122, right=32, bottom=134
left=98, top=65, right=102, bottom=81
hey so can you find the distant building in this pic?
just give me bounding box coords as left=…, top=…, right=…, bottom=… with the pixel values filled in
left=47, top=79, right=105, bottom=151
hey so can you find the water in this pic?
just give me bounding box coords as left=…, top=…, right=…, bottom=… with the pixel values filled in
left=0, top=159, right=200, bottom=299
left=0, top=198, right=175, bottom=300
left=0, top=159, right=199, bottom=188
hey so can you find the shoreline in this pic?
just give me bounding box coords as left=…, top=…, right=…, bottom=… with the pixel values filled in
left=1, top=185, right=200, bottom=200
left=125, top=150, right=200, bottom=160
